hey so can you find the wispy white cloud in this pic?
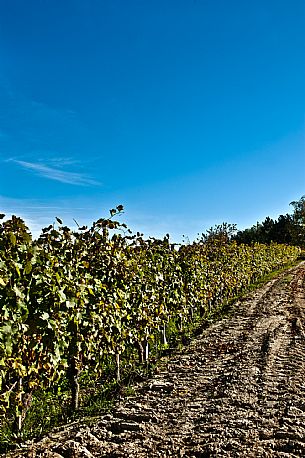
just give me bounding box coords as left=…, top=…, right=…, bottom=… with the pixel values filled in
left=11, top=160, right=100, bottom=186
left=43, top=157, right=80, bottom=168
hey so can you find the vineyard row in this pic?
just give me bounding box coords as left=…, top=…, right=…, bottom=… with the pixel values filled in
left=0, top=209, right=300, bottom=429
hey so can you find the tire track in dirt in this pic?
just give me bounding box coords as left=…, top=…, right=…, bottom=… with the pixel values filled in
left=7, top=262, right=305, bottom=457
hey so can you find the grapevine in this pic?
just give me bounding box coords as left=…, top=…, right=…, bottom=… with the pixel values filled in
left=0, top=209, right=300, bottom=431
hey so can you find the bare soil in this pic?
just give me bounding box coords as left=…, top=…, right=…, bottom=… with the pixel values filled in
left=7, top=262, right=305, bottom=457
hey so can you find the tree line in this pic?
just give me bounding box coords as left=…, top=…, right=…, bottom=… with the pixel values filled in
left=233, top=196, right=305, bottom=247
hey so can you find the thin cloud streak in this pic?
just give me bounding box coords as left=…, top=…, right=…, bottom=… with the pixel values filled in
left=12, top=160, right=100, bottom=186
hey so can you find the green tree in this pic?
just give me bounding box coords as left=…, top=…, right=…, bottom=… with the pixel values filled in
left=290, top=195, right=305, bottom=246
left=234, top=196, right=305, bottom=247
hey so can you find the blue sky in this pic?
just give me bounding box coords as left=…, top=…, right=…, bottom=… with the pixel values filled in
left=0, top=0, right=304, bottom=241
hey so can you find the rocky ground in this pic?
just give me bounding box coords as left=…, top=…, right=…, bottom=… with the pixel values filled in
left=6, top=262, right=305, bottom=457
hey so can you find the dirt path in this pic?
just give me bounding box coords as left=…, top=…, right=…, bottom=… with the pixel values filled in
left=8, top=262, right=305, bottom=457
